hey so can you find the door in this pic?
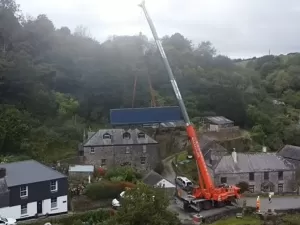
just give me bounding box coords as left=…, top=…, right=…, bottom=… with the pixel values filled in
left=37, top=201, right=43, bottom=214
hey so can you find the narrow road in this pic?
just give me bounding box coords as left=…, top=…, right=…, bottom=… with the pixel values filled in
left=161, top=154, right=177, bottom=183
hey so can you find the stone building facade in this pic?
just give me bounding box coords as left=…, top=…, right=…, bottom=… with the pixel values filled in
left=212, top=151, right=295, bottom=193
left=82, top=129, right=159, bottom=172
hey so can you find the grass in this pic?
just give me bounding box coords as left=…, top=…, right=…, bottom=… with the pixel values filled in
left=210, top=216, right=260, bottom=225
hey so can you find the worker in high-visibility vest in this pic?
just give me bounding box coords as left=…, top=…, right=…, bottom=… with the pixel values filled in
left=256, top=196, right=260, bottom=212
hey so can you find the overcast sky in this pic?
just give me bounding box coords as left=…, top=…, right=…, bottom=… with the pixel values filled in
left=16, top=0, right=300, bottom=58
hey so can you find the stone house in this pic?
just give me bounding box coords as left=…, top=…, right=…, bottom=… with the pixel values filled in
left=211, top=151, right=296, bottom=193
left=82, top=128, right=159, bottom=172
left=277, top=145, right=300, bottom=168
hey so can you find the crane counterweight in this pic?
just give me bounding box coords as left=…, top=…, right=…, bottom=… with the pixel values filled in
left=139, top=0, right=241, bottom=212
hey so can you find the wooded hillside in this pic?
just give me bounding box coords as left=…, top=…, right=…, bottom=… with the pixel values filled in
left=1, top=0, right=300, bottom=162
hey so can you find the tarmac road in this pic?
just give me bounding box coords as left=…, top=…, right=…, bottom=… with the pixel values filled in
left=161, top=154, right=177, bottom=183
left=243, top=196, right=300, bottom=210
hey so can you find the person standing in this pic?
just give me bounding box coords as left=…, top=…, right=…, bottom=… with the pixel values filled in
left=268, top=192, right=272, bottom=203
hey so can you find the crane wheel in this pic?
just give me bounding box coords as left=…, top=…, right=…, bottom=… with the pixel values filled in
left=203, top=201, right=212, bottom=210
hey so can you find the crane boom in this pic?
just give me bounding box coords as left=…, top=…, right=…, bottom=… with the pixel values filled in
left=138, top=0, right=214, bottom=191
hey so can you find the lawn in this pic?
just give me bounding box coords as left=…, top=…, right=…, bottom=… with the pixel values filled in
left=211, top=216, right=260, bottom=225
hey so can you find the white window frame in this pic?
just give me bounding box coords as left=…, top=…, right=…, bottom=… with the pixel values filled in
left=142, top=145, right=147, bottom=153
left=20, top=186, right=28, bottom=198
left=101, top=159, right=106, bottom=166
left=140, top=157, right=146, bottom=165
left=90, top=147, right=95, bottom=154
left=50, top=180, right=58, bottom=192
left=21, top=204, right=27, bottom=215
left=51, top=197, right=57, bottom=209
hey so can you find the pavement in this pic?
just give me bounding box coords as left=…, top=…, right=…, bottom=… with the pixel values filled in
left=242, top=196, right=300, bottom=210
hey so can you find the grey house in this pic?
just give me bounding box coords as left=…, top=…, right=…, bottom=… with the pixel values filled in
left=278, top=145, right=300, bottom=168
left=0, top=160, right=68, bottom=220
left=212, top=152, right=296, bottom=193
left=83, top=128, right=159, bottom=172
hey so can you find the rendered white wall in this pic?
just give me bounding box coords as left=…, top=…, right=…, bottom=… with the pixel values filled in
left=43, top=195, right=68, bottom=215
left=0, top=195, right=68, bottom=220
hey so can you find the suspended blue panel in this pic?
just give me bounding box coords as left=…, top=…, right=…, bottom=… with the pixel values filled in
left=110, top=106, right=183, bottom=126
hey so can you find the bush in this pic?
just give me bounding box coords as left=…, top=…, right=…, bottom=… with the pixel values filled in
left=236, top=181, right=249, bottom=193
left=23, top=209, right=111, bottom=225
left=85, top=181, right=135, bottom=200
left=104, top=166, right=142, bottom=182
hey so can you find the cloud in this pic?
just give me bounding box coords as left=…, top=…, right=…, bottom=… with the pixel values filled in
left=16, top=0, right=300, bottom=58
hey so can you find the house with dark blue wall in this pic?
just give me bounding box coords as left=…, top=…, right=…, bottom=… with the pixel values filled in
left=0, top=160, right=68, bottom=220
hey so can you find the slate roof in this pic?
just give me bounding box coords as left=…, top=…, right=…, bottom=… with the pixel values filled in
left=206, top=116, right=233, bottom=125
left=278, top=145, right=300, bottom=161
left=142, top=170, right=164, bottom=186
left=160, top=121, right=185, bottom=128
left=69, top=165, right=94, bottom=173
left=84, top=128, right=157, bottom=146
left=0, top=160, right=66, bottom=187
left=214, top=153, right=295, bottom=174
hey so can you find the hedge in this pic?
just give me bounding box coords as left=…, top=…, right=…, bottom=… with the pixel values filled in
left=85, top=181, right=135, bottom=200
left=23, top=209, right=112, bottom=225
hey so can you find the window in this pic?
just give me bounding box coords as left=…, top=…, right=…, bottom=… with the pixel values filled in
left=51, top=197, right=57, bottom=209
left=101, top=159, right=106, bottom=166
left=123, top=132, right=131, bottom=139
left=142, top=145, right=147, bottom=153
left=21, top=204, right=27, bottom=215
left=20, top=186, right=28, bottom=198
left=248, top=185, right=254, bottom=193
left=103, top=133, right=111, bottom=139
left=50, top=180, right=58, bottom=192
left=264, top=172, right=269, bottom=180
left=278, top=171, right=283, bottom=180
left=278, top=184, right=283, bottom=193
left=90, top=147, right=95, bottom=154
left=125, top=147, right=130, bottom=154
left=140, top=157, right=146, bottom=165
left=220, top=177, right=227, bottom=184
left=137, top=132, right=145, bottom=138
left=249, top=172, right=254, bottom=181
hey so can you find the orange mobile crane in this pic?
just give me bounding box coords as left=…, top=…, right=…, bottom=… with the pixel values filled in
left=139, top=1, right=241, bottom=212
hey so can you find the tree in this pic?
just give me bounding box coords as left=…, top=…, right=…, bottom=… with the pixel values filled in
left=105, top=183, right=181, bottom=225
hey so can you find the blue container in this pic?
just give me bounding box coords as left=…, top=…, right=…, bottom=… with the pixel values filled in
left=110, top=106, right=183, bottom=126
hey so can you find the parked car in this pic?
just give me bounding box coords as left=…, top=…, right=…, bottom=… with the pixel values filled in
left=175, top=176, right=194, bottom=192
left=0, top=216, right=17, bottom=225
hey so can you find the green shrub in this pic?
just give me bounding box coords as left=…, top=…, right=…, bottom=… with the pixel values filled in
left=104, top=166, right=142, bottom=182
left=236, top=181, right=249, bottom=193
left=23, top=209, right=111, bottom=225
left=85, top=181, right=125, bottom=200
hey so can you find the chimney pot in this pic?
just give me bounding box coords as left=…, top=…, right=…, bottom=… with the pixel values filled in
left=0, top=168, right=6, bottom=178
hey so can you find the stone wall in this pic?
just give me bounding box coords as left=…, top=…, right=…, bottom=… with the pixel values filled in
left=214, top=170, right=295, bottom=193
left=83, top=144, right=159, bottom=172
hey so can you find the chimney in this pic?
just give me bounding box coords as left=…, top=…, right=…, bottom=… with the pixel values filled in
left=262, top=146, right=267, bottom=153
left=0, top=168, right=6, bottom=178
left=232, top=148, right=237, bottom=163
